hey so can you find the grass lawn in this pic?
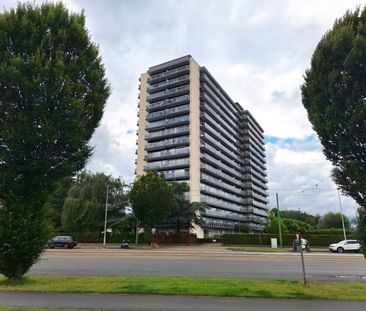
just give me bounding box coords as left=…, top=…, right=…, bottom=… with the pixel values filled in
left=0, top=276, right=365, bottom=301
left=226, top=247, right=290, bottom=252
left=0, top=309, right=78, bottom=311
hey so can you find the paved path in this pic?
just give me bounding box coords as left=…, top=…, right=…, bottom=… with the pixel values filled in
left=29, top=247, right=366, bottom=282
left=1, top=292, right=366, bottom=311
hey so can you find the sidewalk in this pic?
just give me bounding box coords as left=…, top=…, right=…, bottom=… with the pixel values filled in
left=75, top=243, right=329, bottom=253
left=1, top=292, right=366, bottom=311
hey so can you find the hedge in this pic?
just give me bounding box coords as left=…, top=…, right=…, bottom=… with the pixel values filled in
left=54, top=232, right=147, bottom=244
left=222, top=234, right=356, bottom=247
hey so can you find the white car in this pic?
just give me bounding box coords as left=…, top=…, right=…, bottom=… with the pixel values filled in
left=329, top=240, right=361, bottom=253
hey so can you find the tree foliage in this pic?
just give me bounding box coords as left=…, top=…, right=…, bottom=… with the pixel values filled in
left=318, top=212, right=350, bottom=229
left=265, top=215, right=314, bottom=234
left=43, top=177, right=73, bottom=230
left=61, top=172, right=128, bottom=232
left=166, top=182, right=206, bottom=234
left=271, top=208, right=320, bottom=227
left=129, top=172, right=175, bottom=228
left=301, top=7, right=366, bottom=254
left=0, top=3, right=109, bottom=279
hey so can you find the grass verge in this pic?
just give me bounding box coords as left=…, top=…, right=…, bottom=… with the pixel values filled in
left=226, top=247, right=290, bottom=252
left=0, top=276, right=366, bottom=301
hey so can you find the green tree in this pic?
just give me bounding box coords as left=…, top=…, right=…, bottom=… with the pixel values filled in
left=61, top=172, right=128, bottom=232
left=271, top=209, right=320, bottom=227
left=318, top=212, right=350, bottom=229
left=0, top=3, right=109, bottom=279
left=167, top=182, right=206, bottom=235
left=265, top=215, right=313, bottom=234
left=301, top=7, right=366, bottom=254
left=129, top=172, right=175, bottom=229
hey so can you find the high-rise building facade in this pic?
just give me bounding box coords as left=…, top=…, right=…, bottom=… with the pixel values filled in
left=136, top=55, right=268, bottom=237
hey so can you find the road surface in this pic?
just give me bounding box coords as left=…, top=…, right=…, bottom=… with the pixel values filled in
left=29, top=247, right=366, bottom=282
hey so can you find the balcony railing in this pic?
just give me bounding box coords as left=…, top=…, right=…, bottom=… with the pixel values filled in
left=201, top=173, right=243, bottom=197
left=145, top=136, right=189, bottom=150
left=144, top=158, right=189, bottom=171
left=163, top=170, right=189, bottom=179
left=147, top=95, right=189, bottom=111
left=148, top=75, right=189, bottom=93
left=201, top=184, right=243, bottom=204
left=145, top=125, right=189, bottom=140
left=146, top=104, right=189, bottom=121
left=147, top=85, right=189, bottom=102
left=145, top=147, right=189, bottom=161
left=146, top=115, right=189, bottom=131
left=149, top=65, right=189, bottom=82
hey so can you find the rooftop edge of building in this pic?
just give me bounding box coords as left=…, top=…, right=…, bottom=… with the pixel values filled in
left=148, top=55, right=192, bottom=74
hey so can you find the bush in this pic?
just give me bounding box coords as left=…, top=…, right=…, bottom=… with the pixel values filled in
left=222, top=233, right=356, bottom=247
left=55, top=232, right=147, bottom=244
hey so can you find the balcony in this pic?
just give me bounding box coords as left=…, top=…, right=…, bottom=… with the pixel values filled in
left=200, top=163, right=242, bottom=187
left=201, top=195, right=242, bottom=214
left=145, top=125, right=189, bottom=141
left=201, top=184, right=243, bottom=204
left=144, top=158, right=189, bottom=171
left=147, top=85, right=190, bottom=102
left=146, top=104, right=189, bottom=122
left=145, top=135, right=189, bottom=150
left=201, top=173, right=244, bottom=197
left=146, top=115, right=189, bottom=131
left=145, top=147, right=189, bottom=161
left=149, top=65, right=190, bottom=83
left=147, top=95, right=189, bottom=112
left=148, top=75, right=189, bottom=93
left=204, top=208, right=247, bottom=222
left=163, top=170, right=189, bottom=180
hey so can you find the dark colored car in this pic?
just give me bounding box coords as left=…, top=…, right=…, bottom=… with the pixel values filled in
left=48, top=236, right=77, bottom=249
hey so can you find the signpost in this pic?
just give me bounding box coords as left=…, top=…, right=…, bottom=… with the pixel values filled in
left=296, top=232, right=307, bottom=285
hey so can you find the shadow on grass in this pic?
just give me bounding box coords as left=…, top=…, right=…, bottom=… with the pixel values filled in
left=0, top=276, right=34, bottom=287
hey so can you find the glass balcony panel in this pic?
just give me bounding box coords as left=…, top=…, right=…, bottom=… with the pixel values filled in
left=149, top=65, right=189, bottom=81
left=147, top=85, right=189, bottom=101
left=147, top=95, right=189, bottom=111
left=146, top=104, right=189, bottom=121
left=146, top=147, right=189, bottom=161
left=145, top=136, right=189, bottom=150
left=145, top=158, right=189, bottom=171
left=146, top=116, right=189, bottom=131
left=201, top=173, right=243, bottom=196
left=148, top=75, right=189, bottom=92
left=145, top=125, right=189, bottom=140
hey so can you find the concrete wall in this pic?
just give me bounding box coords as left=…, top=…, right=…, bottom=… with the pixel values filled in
left=136, top=73, right=149, bottom=177
left=188, top=57, right=204, bottom=238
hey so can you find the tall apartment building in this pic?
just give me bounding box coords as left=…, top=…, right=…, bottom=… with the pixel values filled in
left=136, top=55, right=268, bottom=238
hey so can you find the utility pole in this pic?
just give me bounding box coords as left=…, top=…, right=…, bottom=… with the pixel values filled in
left=337, top=189, right=347, bottom=240
left=103, top=185, right=109, bottom=247
left=276, top=193, right=283, bottom=248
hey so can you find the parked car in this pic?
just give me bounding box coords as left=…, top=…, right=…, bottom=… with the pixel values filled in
left=48, top=236, right=77, bottom=249
left=329, top=240, right=361, bottom=253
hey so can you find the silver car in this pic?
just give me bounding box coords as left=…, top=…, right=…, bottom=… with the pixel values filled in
left=329, top=240, right=361, bottom=253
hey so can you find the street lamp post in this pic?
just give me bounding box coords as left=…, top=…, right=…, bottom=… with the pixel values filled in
left=103, top=185, right=109, bottom=246
left=337, top=189, right=347, bottom=240
left=276, top=193, right=283, bottom=248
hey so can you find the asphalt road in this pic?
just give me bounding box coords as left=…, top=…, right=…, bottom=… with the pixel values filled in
left=28, top=247, right=366, bottom=282
left=1, top=292, right=366, bottom=311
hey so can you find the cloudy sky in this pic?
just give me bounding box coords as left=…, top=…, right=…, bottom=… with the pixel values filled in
left=3, top=0, right=364, bottom=218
